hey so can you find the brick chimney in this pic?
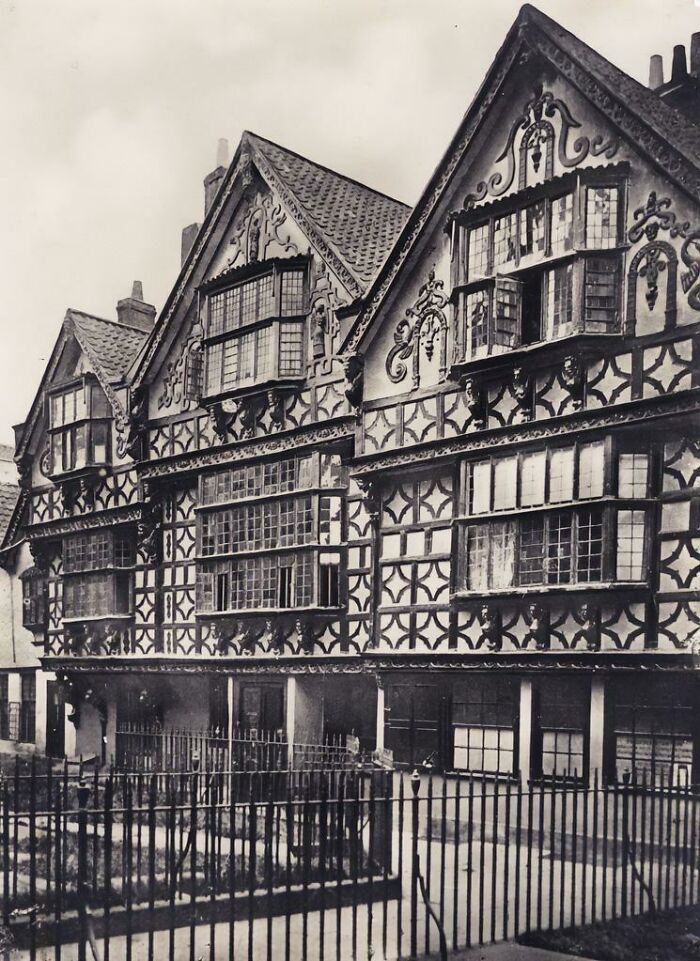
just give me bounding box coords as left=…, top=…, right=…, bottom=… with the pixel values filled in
left=650, top=35, right=700, bottom=122
left=204, top=138, right=230, bottom=216
left=116, top=281, right=157, bottom=332
left=181, top=222, right=201, bottom=266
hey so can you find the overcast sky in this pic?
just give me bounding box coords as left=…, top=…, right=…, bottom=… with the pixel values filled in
left=1, top=0, right=698, bottom=445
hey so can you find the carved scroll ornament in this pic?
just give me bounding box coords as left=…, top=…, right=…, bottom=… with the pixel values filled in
left=385, top=270, right=449, bottom=388
left=464, top=84, right=618, bottom=208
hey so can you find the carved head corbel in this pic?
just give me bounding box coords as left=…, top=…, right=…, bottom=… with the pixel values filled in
left=560, top=354, right=585, bottom=409
left=266, top=389, right=286, bottom=431
left=357, top=476, right=380, bottom=526
left=29, top=540, right=49, bottom=573
left=525, top=602, right=550, bottom=650
left=296, top=618, right=314, bottom=655
left=312, top=302, right=328, bottom=360
left=266, top=619, right=285, bottom=656
left=208, top=402, right=231, bottom=444
left=478, top=604, right=503, bottom=652
left=463, top=376, right=487, bottom=429
left=343, top=353, right=364, bottom=416
left=237, top=397, right=258, bottom=439
left=511, top=366, right=533, bottom=422
left=578, top=602, right=601, bottom=652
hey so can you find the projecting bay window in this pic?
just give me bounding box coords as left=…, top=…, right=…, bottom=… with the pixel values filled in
left=62, top=529, right=135, bottom=621
left=202, top=261, right=308, bottom=398
left=21, top=568, right=48, bottom=630
left=196, top=452, right=346, bottom=614
left=453, top=173, right=625, bottom=362
left=47, top=381, right=111, bottom=477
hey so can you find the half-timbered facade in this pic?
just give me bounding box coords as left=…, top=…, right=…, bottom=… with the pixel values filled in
left=5, top=5, right=700, bottom=781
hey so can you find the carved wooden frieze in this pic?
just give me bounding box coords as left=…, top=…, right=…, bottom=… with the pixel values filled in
left=225, top=190, right=299, bottom=271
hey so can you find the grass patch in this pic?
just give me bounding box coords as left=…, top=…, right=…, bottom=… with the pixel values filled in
left=519, top=905, right=700, bottom=961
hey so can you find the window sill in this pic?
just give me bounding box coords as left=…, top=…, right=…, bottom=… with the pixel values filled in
left=195, top=606, right=340, bottom=619
left=200, top=376, right=305, bottom=407
left=449, top=330, right=624, bottom=381
left=63, top=614, right=133, bottom=625
left=452, top=582, right=649, bottom=602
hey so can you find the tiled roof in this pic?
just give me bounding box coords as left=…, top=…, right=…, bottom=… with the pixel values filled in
left=522, top=5, right=700, bottom=169
left=246, top=132, right=410, bottom=292
left=0, top=482, right=19, bottom=543
left=68, top=310, right=149, bottom=384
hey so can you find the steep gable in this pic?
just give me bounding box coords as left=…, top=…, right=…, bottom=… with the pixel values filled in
left=131, top=131, right=409, bottom=400
left=343, top=3, right=700, bottom=357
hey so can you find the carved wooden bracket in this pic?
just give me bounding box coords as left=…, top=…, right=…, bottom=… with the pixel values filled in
left=577, top=603, right=601, bottom=652
left=478, top=604, right=503, bottom=652
left=357, top=476, right=380, bottom=526
left=511, top=366, right=533, bottom=423
left=343, top=354, right=364, bottom=416
left=525, top=603, right=550, bottom=650
left=463, top=376, right=487, bottom=429
left=560, top=354, right=585, bottom=409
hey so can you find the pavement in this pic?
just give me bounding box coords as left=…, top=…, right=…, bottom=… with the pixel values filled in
left=431, top=945, right=594, bottom=961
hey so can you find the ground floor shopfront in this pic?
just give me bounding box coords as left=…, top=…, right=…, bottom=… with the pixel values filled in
left=57, top=661, right=700, bottom=785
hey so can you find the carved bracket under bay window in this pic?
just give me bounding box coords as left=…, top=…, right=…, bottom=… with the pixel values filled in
left=343, top=354, right=364, bottom=416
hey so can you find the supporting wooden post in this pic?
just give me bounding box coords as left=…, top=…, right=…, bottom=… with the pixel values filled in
left=589, top=677, right=606, bottom=787
left=519, top=678, right=533, bottom=787
left=376, top=674, right=385, bottom=752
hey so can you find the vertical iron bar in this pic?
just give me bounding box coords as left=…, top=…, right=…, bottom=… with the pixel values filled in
left=104, top=772, right=113, bottom=961
left=452, top=776, right=461, bottom=950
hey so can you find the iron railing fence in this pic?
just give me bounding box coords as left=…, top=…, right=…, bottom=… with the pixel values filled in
left=2, top=765, right=700, bottom=961
left=114, top=722, right=363, bottom=773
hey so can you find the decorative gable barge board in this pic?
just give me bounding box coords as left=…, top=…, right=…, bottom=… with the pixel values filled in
left=350, top=389, right=700, bottom=476
left=130, top=134, right=374, bottom=392
left=139, top=419, right=355, bottom=480
left=41, top=654, right=700, bottom=676
left=341, top=9, right=700, bottom=357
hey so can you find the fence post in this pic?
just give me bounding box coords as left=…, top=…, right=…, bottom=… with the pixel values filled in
left=410, top=769, right=421, bottom=960
left=77, top=778, right=91, bottom=961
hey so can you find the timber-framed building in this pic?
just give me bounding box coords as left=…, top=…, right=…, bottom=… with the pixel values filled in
left=5, top=5, right=700, bottom=783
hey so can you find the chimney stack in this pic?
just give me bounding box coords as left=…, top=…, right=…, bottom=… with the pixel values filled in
left=672, top=43, right=688, bottom=83
left=691, top=32, right=700, bottom=75
left=649, top=54, right=664, bottom=89
left=117, top=281, right=157, bottom=332
left=181, top=223, right=201, bottom=266
left=204, top=138, right=230, bottom=216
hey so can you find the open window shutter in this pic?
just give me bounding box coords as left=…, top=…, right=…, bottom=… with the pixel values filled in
left=184, top=345, right=204, bottom=402
left=493, top=275, right=523, bottom=349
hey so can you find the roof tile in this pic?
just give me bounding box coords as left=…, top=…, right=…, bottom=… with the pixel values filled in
left=247, top=133, right=410, bottom=291
left=68, top=311, right=149, bottom=384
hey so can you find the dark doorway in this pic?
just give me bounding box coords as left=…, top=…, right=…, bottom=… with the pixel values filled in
left=239, top=683, right=285, bottom=734
left=46, top=681, right=66, bottom=758
left=384, top=680, right=450, bottom=768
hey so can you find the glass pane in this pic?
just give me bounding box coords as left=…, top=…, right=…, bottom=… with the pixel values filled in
left=493, top=212, right=518, bottom=270
left=586, top=187, right=619, bottom=248
left=550, top=193, right=574, bottom=256
left=577, top=508, right=603, bottom=582
left=520, top=515, right=546, bottom=585
left=521, top=451, right=546, bottom=507
left=544, top=263, right=574, bottom=339
left=547, top=511, right=573, bottom=584
left=616, top=509, right=646, bottom=580
left=493, top=457, right=517, bottom=510
left=584, top=256, right=620, bottom=332
left=491, top=521, right=516, bottom=588
left=467, top=224, right=489, bottom=281
left=279, top=323, right=304, bottom=375
left=465, top=525, right=489, bottom=591
left=618, top=453, right=648, bottom=498
left=578, top=443, right=605, bottom=499
left=549, top=448, right=575, bottom=503
left=280, top=271, right=305, bottom=315
left=469, top=461, right=491, bottom=514
left=464, top=290, right=489, bottom=360
left=519, top=201, right=546, bottom=259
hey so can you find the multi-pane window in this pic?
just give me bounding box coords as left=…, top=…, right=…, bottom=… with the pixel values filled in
left=63, top=531, right=135, bottom=573
left=19, top=674, right=36, bottom=744
left=585, top=187, right=619, bottom=248
left=583, top=256, right=619, bottom=331
left=63, top=572, right=132, bottom=619
left=197, top=452, right=345, bottom=613
left=467, top=223, right=489, bottom=280
left=48, top=382, right=111, bottom=475
left=21, top=569, right=48, bottom=629
left=493, top=213, right=518, bottom=270
left=519, top=201, right=546, bottom=259
left=200, top=455, right=317, bottom=506
left=464, top=508, right=604, bottom=590
left=544, top=262, right=574, bottom=338
left=618, top=453, right=649, bottom=498
left=612, top=678, right=696, bottom=785
left=204, top=264, right=307, bottom=395
left=550, top=193, right=574, bottom=256
left=62, top=529, right=135, bottom=620
left=452, top=677, right=516, bottom=775
left=466, top=442, right=604, bottom=516
left=457, top=177, right=624, bottom=359
left=536, top=679, right=589, bottom=780
left=616, top=510, right=646, bottom=580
